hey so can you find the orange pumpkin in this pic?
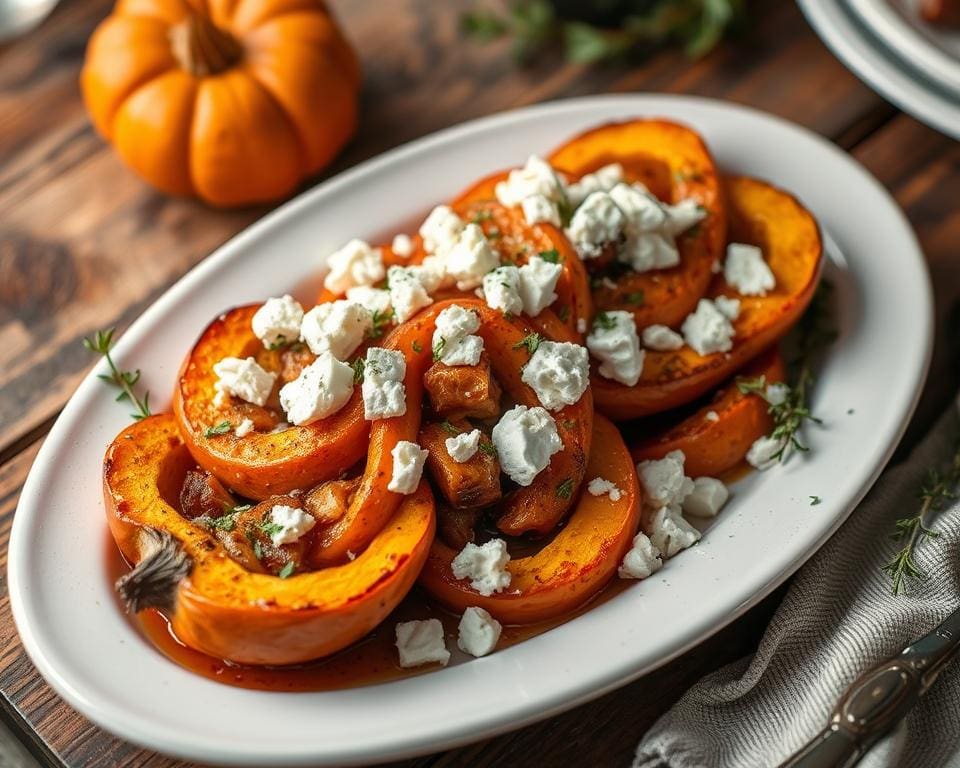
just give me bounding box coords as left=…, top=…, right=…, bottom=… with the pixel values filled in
left=81, top=0, right=360, bottom=207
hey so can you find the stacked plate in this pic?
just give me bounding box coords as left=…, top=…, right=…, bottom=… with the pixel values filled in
left=800, top=0, right=960, bottom=139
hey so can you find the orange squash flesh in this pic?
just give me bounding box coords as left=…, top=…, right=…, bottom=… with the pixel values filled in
left=418, top=414, right=639, bottom=624
left=592, top=175, right=822, bottom=420
left=630, top=347, right=786, bottom=477
left=103, top=414, right=435, bottom=666
left=547, top=119, right=727, bottom=330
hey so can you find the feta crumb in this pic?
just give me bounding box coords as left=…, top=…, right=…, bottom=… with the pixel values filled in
left=235, top=418, right=255, bottom=438
left=346, top=285, right=392, bottom=315
left=278, top=353, right=354, bottom=425
left=586, top=311, right=645, bottom=386
left=391, top=233, right=414, bottom=258
left=388, top=266, right=433, bottom=322
left=362, top=347, right=407, bottom=420
left=587, top=477, right=622, bottom=501
left=395, top=619, right=450, bottom=668
left=251, top=295, right=303, bottom=349
left=419, top=205, right=464, bottom=255
left=521, top=194, right=561, bottom=226
left=683, top=477, right=729, bottom=518
left=266, top=504, right=316, bottom=546
left=451, top=539, right=511, bottom=596
left=646, top=505, right=701, bottom=558
left=520, top=340, right=590, bottom=411
left=458, top=607, right=502, bottom=657
left=494, top=155, right=564, bottom=207
left=446, top=429, right=482, bottom=463
left=714, top=295, right=741, bottom=320
left=388, top=440, right=428, bottom=494
left=323, top=239, right=385, bottom=294
left=565, top=190, right=625, bottom=259
left=664, top=198, right=707, bottom=236
left=765, top=382, right=790, bottom=406
left=433, top=304, right=484, bottom=366
left=746, top=435, right=784, bottom=470
left=705, top=410, right=720, bottom=423
left=300, top=300, right=372, bottom=360
left=445, top=224, right=500, bottom=290
left=577, top=318, right=587, bottom=334
left=491, top=405, right=563, bottom=486
left=682, top=298, right=736, bottom=356
left=409, top=255, right=449, bottom=293
left=565, top=163, right=624, bottom=207
left=482, top=265, right=523, bottom=315
left=637, top=450, right=694, bottom=507
left=213, top=357, right=276, bottom=407
left=517, top=255, right=562, bottom=316
left=641, top=324, right=684, bottom=352
left=724, top=243, right=776, bottom=296
left=620, top=231, right=679, bottom=273
left=618, top=532, right=663, bottom=579
left=609, top=183, right=668, bottom=232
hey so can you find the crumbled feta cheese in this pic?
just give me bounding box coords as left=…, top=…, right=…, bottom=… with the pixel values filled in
left=609, top=183, right=669, bottom=232
left=705, top=410, right=720, bottom=422
left=433, top=304, right=484, bottom=366
left=565, top=191, right=625, bottom=259
left=620, top=232, right=679, bottom=273
left=618, top=532, right=663, bottom=579
left=409, top=255, right=449, bottom=293
left=682, top=298, right=736, bottom=356
left=346, top=285, right=392, bottom=315
left=637, top=450, right=694, bottom=508
left=746, top=435, right=784, bottom=470
left=521, top=194, right=561, bottom=226
left=587, top=477, right=622, bottom=501
left=445, top=224, right=500, bottom=290
left=765, top=382, right=790, bottom=406
left=362, top=347, right=407, bottom=420
left=251, top=295, right=303, bottom=349
left=458, top=607, right=502, bottom=657
left=683, top=477, right=729, bottom=518
left=494, top=155, right=564, bottom=207
left=577, top=317, right=587, bottom=334
left=565, top=163, right=624, bottom=207
left=391, top=233, right=414, bottom=258
left=388, top=266, right=433, bottom=322
left=664, top=198, right=707, bottom=236
left=323, top=239, right=385, bottom=294
left=642, top=324, right=684, bottom=351
left=388, top=440, right=428, bottom=494
left=419, top=205, right=464, bottom=255
left=610, top=184, right=704, bottom=272
left=278, top=353, right=354, bottom=425
left=395, top=619, right=450, bottom=668
left=482, top=265, right=523, bottom=315
left=517, top=255, right=562, bottom=316
left=520, top=340, right=590, bottom=411
left=586, top=311, right=644, bottom=386
left=714, top=295, right=741, bottom=320
left=266, top=504, right=316, bottom=546
left=213, top=357, right=276, bottom=407
left=451, top=539, right=511, bottom=596
left=299, top=300, right=372, bottom=360
left=235, top=418, right=255, bottom=438
left=446, top=429, right=481, bottom=463
left=646, top=505, right=701, bottom=558
left=724, top=243, right=776, bottom=296
left=491, top=405, right=563, bottom=486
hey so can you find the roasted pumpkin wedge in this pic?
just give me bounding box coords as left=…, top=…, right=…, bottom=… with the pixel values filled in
left=630, top=347, right=786, bottom=477
left=103, top=414, right=435, bottom=666
left=418, top=413, right=639, bottom=624
left=592, top=175, right=822, bottom=420
left=547, top=118, right=727, bottom=330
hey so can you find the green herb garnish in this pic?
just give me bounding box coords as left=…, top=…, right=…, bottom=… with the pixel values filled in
left=83, top=328, right=151, bottom=421
left=593, top=311, right=617, bottom=331
left=277, top=561, right=296, bottom=579
left=204, top=420, right=232, bottom=438
left=412, top=340, right=423, bottom=353
left=556, top=477, right=574, bottom=500
left=809, top=495, right=821, bottom=506
left=351, top=358, right=365, bottom=384
left=512, top=332, right=542, bottom=355
left=367, top=308, right=395, bottom=340
left=538, top=248, right=560, bottom=263
left=433, top=336, right=447, bottom=362
left=625, top=291, right=645, bottom=306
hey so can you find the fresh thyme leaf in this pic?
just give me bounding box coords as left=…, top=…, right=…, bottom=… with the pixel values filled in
left=440, top=420, right=460, bottom=436
left=412, top=340, right=423, bottom=353
left=260, top=519, right=284, bottom=538
left=487, top=227, right=502, bottom=240
left=197, top=510, right=239, bottom=532
left=204, top=420, right=232, bottom=438
left=267, top=335, right=289, bottom=350
left=557, top=305, right=570, bottom=322
left=277, top=561, right=296, bottom=579
left=84, top=327, right=152, bottom=421
left=594, top=311, right=617, bottom=330
left=224, top=503, right=252, bottom=515
left=538, top=248, right=560, bottom=263
left=478, top=441, right=497, bottom=457
left=809, top=495, right=821, bottom=506
left=367, top=308, right=395, bottom=340
left=351, top=358, right=365, bottom=384
left=556, top=477, right=574, bottom=499
left=433, top=336, right=447, bottom=362
left=625, top=291, right=645, bottom=306
left=252, top=539, right=264, bottom=561
left=513, top=332, right=541, bottom=355
left=469, top=209, right=494, bottom=223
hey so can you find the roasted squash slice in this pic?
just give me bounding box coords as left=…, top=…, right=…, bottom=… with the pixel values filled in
left=103, top=414, right=435, bottom=666
left=419, top=414, right=639, bottom=624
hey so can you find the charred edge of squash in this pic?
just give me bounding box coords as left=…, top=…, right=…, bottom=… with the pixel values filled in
left=115, top=528, right=192, bottom=614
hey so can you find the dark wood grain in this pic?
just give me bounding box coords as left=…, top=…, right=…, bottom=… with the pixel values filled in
left=1, top=0, right=955, bottom=765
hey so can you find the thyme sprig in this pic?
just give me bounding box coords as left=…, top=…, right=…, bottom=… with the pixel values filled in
left=83, top=328, right=152, bottom=420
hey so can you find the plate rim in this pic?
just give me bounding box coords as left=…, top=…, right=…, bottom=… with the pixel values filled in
left=7, top=93, right=934, bottom=766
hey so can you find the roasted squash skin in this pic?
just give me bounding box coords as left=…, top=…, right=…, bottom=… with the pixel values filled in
left=592, top=175, right=822, bottom=420
left=103, top=414, right=434, bottom=666
left=630, top=347, right=786, bottom=477
left=418, top=414, right=639, bottom=624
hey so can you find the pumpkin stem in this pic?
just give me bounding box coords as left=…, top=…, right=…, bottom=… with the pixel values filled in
left=116, top=527, right=192, bottom=614
left=169, top=12, right=243, bottom=77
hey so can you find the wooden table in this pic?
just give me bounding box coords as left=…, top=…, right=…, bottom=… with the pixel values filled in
left=1, top=0, right=958, bottom=765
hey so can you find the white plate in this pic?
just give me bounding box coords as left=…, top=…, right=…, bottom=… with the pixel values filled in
left=800, top=0, right=960, bottom=140
left=7, top=95, right=932, bottom=766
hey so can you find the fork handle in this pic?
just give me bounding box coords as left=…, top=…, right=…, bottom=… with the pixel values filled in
left=779, top=726, right=861, bottom=768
